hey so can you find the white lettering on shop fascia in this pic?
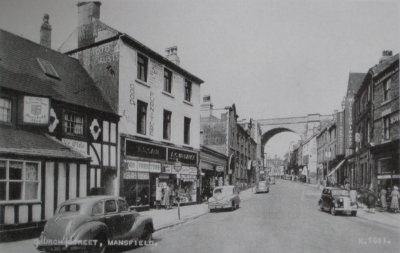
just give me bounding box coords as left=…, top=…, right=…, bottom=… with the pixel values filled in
left=62, top=139, right=88, bottom=155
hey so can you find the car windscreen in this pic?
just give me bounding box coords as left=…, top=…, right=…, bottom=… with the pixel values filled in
left=59, top=204, right=80, bottom=214
left=331, top=190, right=349, bottom=196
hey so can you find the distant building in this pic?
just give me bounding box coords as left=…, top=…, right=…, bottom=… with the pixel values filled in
left=200, top=96, right=257, bottom=186
left=343, top=73, right=365, bottom=187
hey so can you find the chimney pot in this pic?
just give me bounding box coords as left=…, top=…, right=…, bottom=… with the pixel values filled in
left=379, top=50, right=393, bottom=63
left=40, top=13, right=52, bottom=48
left=165, top=46, right=180, bottom=65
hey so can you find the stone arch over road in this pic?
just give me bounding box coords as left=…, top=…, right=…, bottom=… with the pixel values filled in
left=257, top=114, right=333, bottom=148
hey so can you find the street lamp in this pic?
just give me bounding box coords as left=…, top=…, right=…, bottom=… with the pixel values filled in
left=174, top=159, right=182, bottom=220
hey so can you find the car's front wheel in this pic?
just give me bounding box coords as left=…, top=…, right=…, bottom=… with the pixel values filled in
left=141, top=224, right=153, bottom=242
left=351, top=211, right=357, bottom=216
left=231, top=201, right=235, bottom=211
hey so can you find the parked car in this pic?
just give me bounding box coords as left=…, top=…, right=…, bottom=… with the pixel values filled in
left=35, top=196, right=154, bottom=253
left=208, top=186, right=240, bottom=212
left=318, top=187, right=357, bottom=216
left=255, top=180, right=269, bottom=193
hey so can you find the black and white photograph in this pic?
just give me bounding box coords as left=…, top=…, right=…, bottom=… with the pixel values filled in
left=0, top=0, right=399, bottom=252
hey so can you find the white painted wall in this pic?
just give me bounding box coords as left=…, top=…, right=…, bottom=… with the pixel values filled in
left=118, top=41, right=201, bottom=149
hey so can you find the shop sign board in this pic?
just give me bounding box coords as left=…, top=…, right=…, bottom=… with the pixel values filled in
left=124, top=160, right=148, bottom=172
left=377, top=175, right=391, bottom=179
left=123, top=171, right=149, bottom=180
left=149, top=162, right=161, bottom=173
left=168, top=148, right=197, bottom=165
left=23, top=96, right=50, bottom=124
left=62, top=138, right=88, bottom=156
left=126, top=140, right=166, bottom=160
left=216, top=166, right=224, bottom=172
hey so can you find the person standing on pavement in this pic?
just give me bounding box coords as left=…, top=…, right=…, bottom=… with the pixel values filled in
left=379, top=186, right=388, bottom=211
left=163, top=184, right=171, bottom=209
left=390, top=186, right=399, bottom=213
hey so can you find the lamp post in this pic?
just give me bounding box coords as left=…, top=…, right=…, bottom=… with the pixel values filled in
left=174, top=159, right=182, bottom=220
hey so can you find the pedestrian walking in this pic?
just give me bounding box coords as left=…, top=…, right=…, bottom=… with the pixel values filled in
left=350, top=188, right=358, bottom=207
left=390, top=186, right=399, bottom=213
left=379, top=187, right=387, bottom=210
left=366, top=186, right=377, bottom=213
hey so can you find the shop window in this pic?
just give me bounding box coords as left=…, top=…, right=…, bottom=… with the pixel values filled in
left=164, top=68, right=172, bottom=93
left=0, top=160, right=40, bottom=202
left=64, top=112, right=84, bottom=136
left=184, top=117, right=191, bottom=145
left=378, top=158, right=392, bottom=174
left=137, top=53, right=148, bottom=82
left=137, top=100, right=148, bottom=135
left=383, top=78, right=391, bottom=101
left=163, top=110, right=172, bottom=140
left=124, top=180, right=150, bottom=206
left=383, top=116, right=390, bottom=140
left=184, top=79, right=192, bottom=102
left=0, top=97, right=12, bottom=123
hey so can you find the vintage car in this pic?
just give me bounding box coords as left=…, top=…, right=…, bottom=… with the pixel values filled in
left=208, top=186, right=240, bottom=212
left=318, top=187, right=357, bottom=216
left=35, top=196, right=154, bottom=253
left=255, top=180, right=269, bottom=193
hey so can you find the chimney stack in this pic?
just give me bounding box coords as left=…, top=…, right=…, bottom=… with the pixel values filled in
left=77, top=1, right=101, bottom=48
left=77, top=1, right=101, bottom=26
left=165, top=46, right=180, bottom=65
left=200, top=95, right=213, bottom=118
left=379, top=50, right=393, bottom=63
left=40, top=14, right=52, bottom=48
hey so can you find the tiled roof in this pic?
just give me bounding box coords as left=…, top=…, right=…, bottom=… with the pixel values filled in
left=0, top=29, right=114, bottom=114
left=0, top=127, right=89, bottom=160
left=347, top=72, right=366, bottom=96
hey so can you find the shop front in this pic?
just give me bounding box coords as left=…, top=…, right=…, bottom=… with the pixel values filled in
left=120, top=138, right=199, bottom=210
left=372, top=140, right=400, bottom=189
left=199, top=146, right=227, bottom=202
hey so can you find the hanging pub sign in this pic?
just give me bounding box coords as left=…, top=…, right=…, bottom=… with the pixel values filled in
left=126, top=140, right=166, bottom=160
left=23, top=96, right=50, bottom=125
left=167, top=148, right=197, bottom=165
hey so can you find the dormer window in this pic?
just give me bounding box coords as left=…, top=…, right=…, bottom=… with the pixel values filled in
left=37, top=58, right=59, bottom=79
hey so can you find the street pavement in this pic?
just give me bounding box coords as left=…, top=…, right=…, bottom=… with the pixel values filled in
left=130, top=179, right=400, bottom=253
left=1, top=181, right=399, bottom=253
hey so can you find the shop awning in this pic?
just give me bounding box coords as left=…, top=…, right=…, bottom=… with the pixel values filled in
left=327, top=159, right=346, bottom=177
left=0, top=127, right=90, bottom=160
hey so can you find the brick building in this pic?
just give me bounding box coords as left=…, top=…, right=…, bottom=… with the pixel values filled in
left=370, top=52, right=399, bottom=188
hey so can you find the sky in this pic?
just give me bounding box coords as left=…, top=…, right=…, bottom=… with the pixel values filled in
left=1, top=0, right=399, bottom=158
